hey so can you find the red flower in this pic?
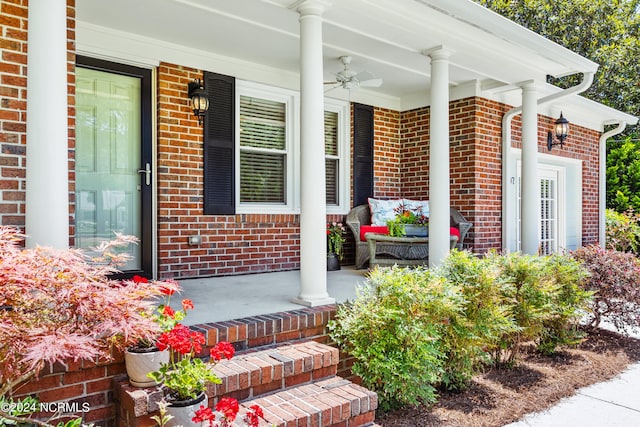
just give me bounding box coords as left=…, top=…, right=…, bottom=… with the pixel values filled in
left=192, top=405, right=216, bottom=425
left=210, top=341, right=235, bottom=361
left=132, top=275, right=148, bottom=283
left=162, top=305, right=175, bottom=318
left=156, top=324, right=206, bottom=355
left=160, top=285, right=176, bottom=296
left=182, top=299, right=194, bottom=311
left=215, top=397, right=239, bottom=422
left=243, top=404, right=264, bottom=427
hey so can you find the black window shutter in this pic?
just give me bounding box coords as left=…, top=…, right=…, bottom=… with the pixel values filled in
left=203, top=72, right=235, bottom=215
left=353, top=103, right=374, bottom=207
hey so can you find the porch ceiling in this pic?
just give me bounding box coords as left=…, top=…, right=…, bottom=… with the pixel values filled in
left=77, top=0, right=635, bottom=128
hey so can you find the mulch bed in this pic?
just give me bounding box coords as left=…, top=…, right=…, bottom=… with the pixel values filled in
left=376, top=327, right=640, bottom=427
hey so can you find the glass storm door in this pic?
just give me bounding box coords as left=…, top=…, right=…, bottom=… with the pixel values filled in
left=75, top=59, right=152, bottom=275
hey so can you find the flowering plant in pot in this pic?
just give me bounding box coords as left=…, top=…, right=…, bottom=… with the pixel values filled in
left=153, top=399, right=264, bottom=427
left=387, top=203, right=429, bottom=237
left=147, top=299, right=265, bottom=426
left=125, top=278, right=189, bottom=387
left=327, top=222, right=346, bottom=257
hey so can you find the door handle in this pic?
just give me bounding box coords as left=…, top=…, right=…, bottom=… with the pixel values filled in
left=137, top=163, right=151, bottom=186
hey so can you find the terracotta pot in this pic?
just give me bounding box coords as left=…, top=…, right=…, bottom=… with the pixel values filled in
left=166, top=393, right=208, bottom=427
left=327, top=253, right=341, bottom=271
left=124, top=347, right=169, bottom=387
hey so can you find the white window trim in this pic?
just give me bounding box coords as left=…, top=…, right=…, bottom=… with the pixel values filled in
left=235, top=80, right=299, bottom=214
left=324, top=98, right=351, bottom=215
left=235, top=80, right=351, bottom=215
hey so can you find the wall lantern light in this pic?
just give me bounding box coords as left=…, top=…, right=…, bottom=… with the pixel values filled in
left=187, top=79, right=209, bottom=125
left=547, top=112, right=569, bottom=151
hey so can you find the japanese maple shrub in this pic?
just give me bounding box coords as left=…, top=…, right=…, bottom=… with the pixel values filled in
left=0, top=226, right=176, bottom=426
left=571, top=245, right=640, bottom=334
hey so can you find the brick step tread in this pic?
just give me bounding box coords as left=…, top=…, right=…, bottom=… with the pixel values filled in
left=232, top=376, right=378, bottom=427
left=210, top=341, right=339, bottom=400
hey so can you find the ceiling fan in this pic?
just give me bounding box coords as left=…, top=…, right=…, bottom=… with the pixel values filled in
left=325, top=56, right=383, bottom=91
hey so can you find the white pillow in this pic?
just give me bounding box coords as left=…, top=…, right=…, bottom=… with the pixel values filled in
left=403, top=199, right=430, bottom=218
left=368, top=198, right=403, bottom=226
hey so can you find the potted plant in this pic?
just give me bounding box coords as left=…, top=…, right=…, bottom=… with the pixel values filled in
left=327, top=222, right=346, bottom=271
left=147, top=302, right=248, bottom=426
left=124, top=277, right=184, bottom=387
left=387, top=202, right=429, bottom=237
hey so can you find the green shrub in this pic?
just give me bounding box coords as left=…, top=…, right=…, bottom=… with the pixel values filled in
left=536, top=254, right=592, bottom=355
left=571, top=245, right=640, bottom=334
left=487, top=252, right=591, bottom=364
left=328, top=266, right=463, bottom=410
left=436, top=250, right=516, bottom=388
left=329, top=251, right=592, bottom=411
left=605, top=208, right=640, bottom=254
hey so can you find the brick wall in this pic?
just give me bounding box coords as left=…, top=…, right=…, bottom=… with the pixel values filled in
left=0, top=0, right=28, bottom=228
left=13, top=352, right=126, bottom=427
left=156, top=63, right=352, bottom=279
left=372, top=107, right=402, bottom=198
left=392, top=97, right=600, bottom=253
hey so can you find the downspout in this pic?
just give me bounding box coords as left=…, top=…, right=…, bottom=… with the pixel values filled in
left=599, top=121, right=627, bottom=247
left=501, top=71, right=595, bottom=251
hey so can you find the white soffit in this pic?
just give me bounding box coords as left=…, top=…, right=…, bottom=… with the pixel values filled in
left=76, top=0, right=627, bottom=126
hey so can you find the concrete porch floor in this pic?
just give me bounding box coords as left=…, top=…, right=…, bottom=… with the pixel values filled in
left=174, top=266, right=369, bottom=325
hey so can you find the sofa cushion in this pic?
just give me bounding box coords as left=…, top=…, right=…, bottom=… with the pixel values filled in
left=450, top=227, right=460, bottom=240
left=360, top=225, right=389, bottom=242
left=360, top=225, right=459, bottom=242
left=368, top=198, right=403, bottom=226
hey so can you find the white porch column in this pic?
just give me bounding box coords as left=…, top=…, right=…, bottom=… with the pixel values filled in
left=292, top=0, right=335, bottom=307
left=427, top=47, right=451, bottom=267
left=25, top=0, right=69, bottom=248
left=520, top=82, right=539, bottom=254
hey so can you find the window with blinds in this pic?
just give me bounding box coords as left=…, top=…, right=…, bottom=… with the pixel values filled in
left=239, top=96, right=287, bottom=203
left=325, top=110, right=339, bottom=205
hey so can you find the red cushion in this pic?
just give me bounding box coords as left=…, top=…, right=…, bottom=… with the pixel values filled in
left=450, top=227, right=460, bottom=239
left=361, top=226, right=460, bottom=241
left=360, top=225, right=389, bottom=241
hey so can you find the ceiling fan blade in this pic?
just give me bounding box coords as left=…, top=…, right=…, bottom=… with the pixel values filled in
left=353, top=71, right=375, bottom=82
left=359, top=78, right=383, bottom=88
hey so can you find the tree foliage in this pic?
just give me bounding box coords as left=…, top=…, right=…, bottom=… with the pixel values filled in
left=475, top=0, right=640, bottom=123
left=606, top=133, right=640, bottom=212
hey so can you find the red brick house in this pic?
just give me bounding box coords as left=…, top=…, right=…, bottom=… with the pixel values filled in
left=1, top=0, right=637, bottom=304
left=2, top=0, right=638, bottom=425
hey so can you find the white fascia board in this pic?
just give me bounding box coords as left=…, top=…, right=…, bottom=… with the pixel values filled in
left=418, top=0, right=599, bottom=75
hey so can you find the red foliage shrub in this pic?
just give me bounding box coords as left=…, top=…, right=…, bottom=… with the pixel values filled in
left=571, top=245, right=640, bottom=334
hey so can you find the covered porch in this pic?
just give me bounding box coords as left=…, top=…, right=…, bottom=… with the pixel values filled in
left=176, top=267, right=366, bottom=326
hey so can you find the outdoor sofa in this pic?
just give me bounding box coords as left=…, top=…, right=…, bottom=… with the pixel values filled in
left=346, top=201, right=472, bottom=269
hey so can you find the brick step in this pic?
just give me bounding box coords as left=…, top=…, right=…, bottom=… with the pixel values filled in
left=210, top=341, right=339, bottom=402
left=115, top=341, right=379, bottom=427
left=231, top=376, right=378, bottom=427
